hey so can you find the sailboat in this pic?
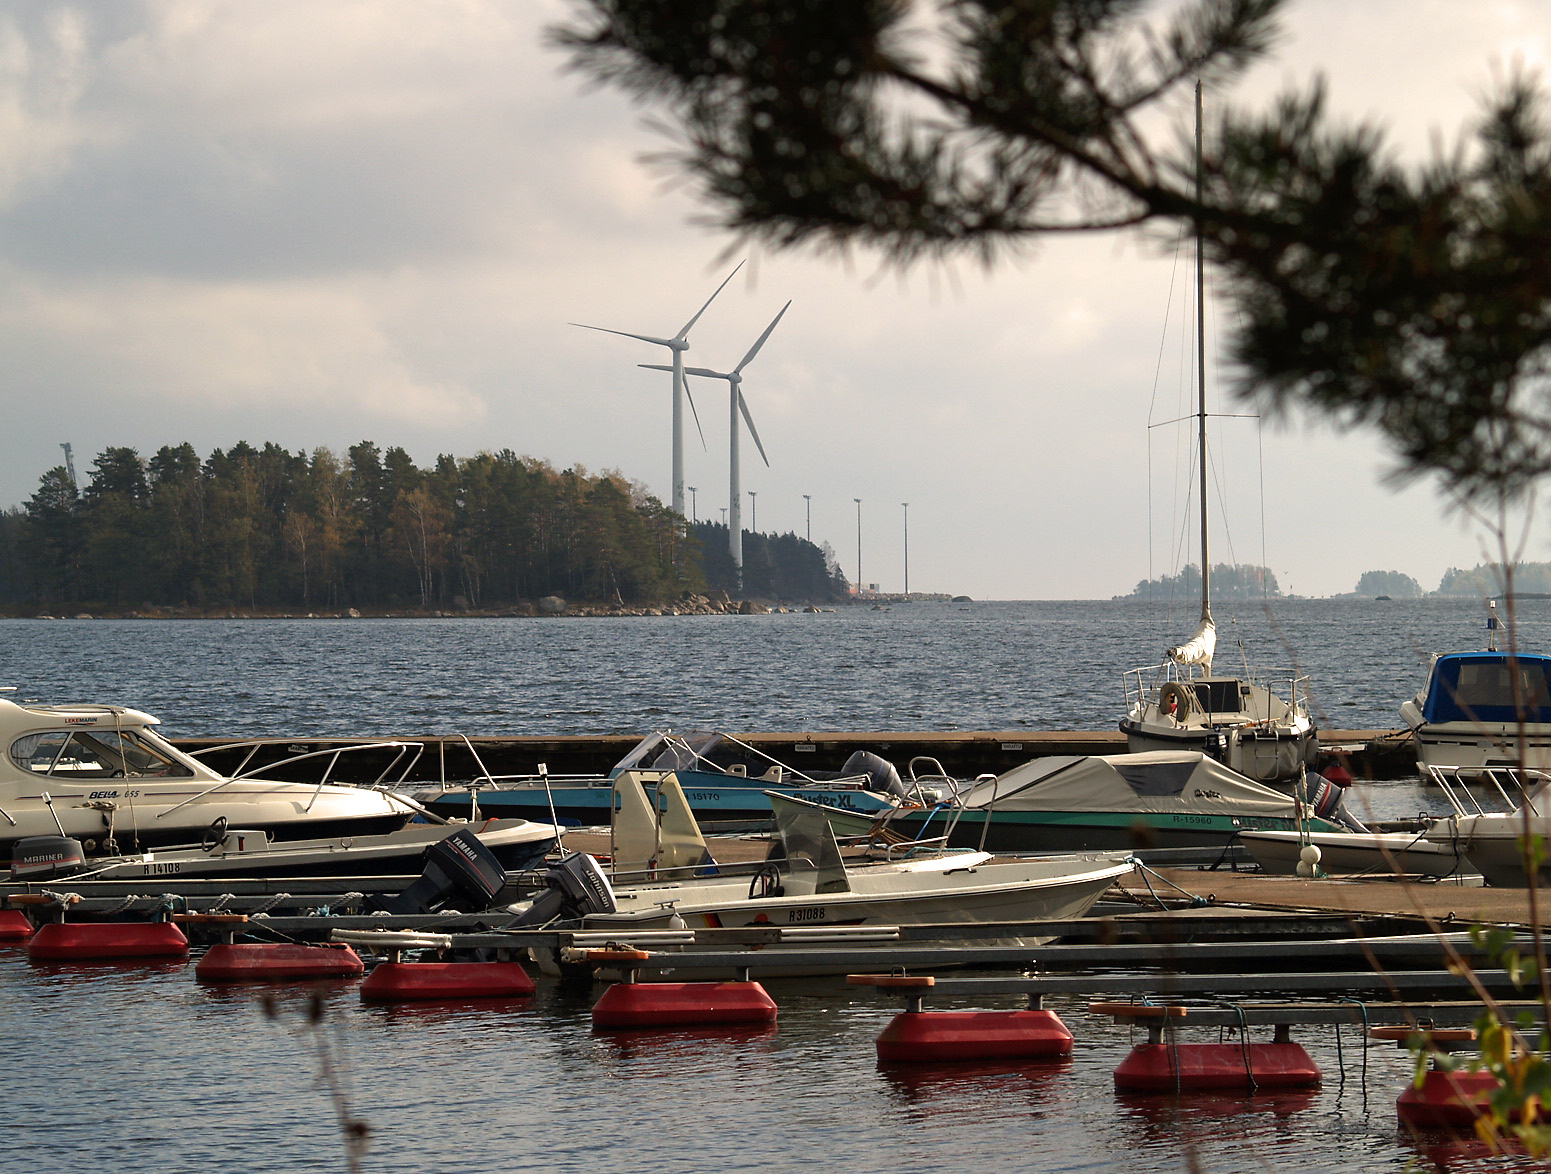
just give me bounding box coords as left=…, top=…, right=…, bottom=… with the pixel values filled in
left=1117, top=83, right=1319, bottom=787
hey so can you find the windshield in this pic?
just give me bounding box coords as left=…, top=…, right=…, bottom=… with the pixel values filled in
left=10, top=729, right=194, bottom=779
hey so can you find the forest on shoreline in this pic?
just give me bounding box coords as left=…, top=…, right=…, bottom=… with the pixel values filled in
left=0, top=441, right=848, bottom=612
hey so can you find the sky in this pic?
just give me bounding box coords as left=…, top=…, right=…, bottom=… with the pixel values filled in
left=0, top=1, right=1546, bottom=600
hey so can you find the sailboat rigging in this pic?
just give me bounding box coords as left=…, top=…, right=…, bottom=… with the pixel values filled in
left=1117, top=82, right=1318, bottom=787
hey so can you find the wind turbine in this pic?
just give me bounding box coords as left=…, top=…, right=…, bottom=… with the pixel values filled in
left=570, top=262, right=744, bottom=518
left=644, top=300, right=790, bottom=588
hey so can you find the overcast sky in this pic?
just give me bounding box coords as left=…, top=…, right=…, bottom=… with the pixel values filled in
left=1, top=1, right=1546, bottom=599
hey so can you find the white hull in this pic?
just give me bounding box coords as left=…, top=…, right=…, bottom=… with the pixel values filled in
left=1401, top=699, right=1551, bottom=772
left=586, top=853, right=1132, bottom=932
left=1238, top=828, right=1471, bottom=879
left=1425, top=813, right=1551, bottom=887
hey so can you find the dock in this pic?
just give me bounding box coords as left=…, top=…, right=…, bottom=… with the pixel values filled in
left=172, top=727, right=1417, bottom=783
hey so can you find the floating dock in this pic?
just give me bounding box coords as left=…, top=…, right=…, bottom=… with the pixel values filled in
left=172, top=728, right=1416, bottom=783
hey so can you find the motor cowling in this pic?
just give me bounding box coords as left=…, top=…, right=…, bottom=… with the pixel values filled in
left=10, top=836, right=86, bottom=881
left=842, top=750, right=908, bottom=800
left=370, top=827, right=508, bottom=915
left=1306, top=773, right=1367, bottom=832
left=505, top=852, right=617, bottom=928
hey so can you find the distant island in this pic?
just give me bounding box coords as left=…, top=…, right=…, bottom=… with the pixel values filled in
left=0, top=440, right=851, bottom=614
left=1116, top=561, right=1551, bottom=601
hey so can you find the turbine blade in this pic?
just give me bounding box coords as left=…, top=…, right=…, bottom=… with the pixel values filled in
left=638, top=363, right=674, bottom=372
left=572, top=323, right=675, bottom=348
left=733, top=300, right=791, bottom=374
left=676, top=259, right=745, bottom=340
left=685, top=380, right=707, bottom=451
left=682, top=366, right=730, bottom=380
left=738, top=390, right=770, bottom=467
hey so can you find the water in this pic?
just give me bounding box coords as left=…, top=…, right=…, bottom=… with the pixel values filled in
left=1, top=596, right=1543, bottom=1172
left=2, top=956, right=1528, bottom=1174
left=0, top=596, right=1530, bottom=739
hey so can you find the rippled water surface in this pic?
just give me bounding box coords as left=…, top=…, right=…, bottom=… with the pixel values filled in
left=4, top=951, right=1535, bottom=1174
left=0, top=596, right=1538, bottom=738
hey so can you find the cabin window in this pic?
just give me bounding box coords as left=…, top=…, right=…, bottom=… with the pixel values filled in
left=8, top=730, right=192, bottom=779
left=1190, top=681, right=1244, bottom=715
left=1425, top=656, right=1551, bottom=724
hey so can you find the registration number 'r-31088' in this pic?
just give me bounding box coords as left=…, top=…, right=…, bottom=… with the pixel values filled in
left=786, top=906, right=827, bottom=923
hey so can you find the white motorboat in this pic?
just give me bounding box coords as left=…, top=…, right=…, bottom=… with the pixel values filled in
left=0, top=695, right=557, bottom=872
left=1400, top=601, right=1551, bottom=771
left=580, top=775, right=1134, bottom=933
left=1116, top=94, right=1317, bottom=786
left=1421, top=765, right=1551, bottom=887
left=1237, top=828, right=1471, bottom=879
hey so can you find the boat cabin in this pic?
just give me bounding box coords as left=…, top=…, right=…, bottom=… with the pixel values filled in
left=1418, top=653, right=1551, bottom=726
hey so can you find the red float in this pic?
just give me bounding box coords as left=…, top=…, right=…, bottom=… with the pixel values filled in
left=1113, top=1041, right=1321, bottom=1092
left=591, top=981, right=779, bottom=1029
left=358, top=960, right=536, bottom=1001
left=0, top=909, right=35, bottom=941
left=28, top=921, right=189, bottom=962
left=876, top=1009, right=1074, bottom=1063
left=1398, top=1069, right=1503, bottom=1129
left=196, top=943, right=365, bottom=982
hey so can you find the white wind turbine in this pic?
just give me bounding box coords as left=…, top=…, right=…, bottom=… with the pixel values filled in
left=570, top=262, right=744, bottom=518
left=644, top=300, right=790, bottom=587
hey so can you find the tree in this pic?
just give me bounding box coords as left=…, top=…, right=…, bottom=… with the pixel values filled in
left=554, top=0, right=1551, bottom=506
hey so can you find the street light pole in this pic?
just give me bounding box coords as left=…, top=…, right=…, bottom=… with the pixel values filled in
left=720, top=507, right=727, bottom=526
left=687, top=486, right=697, bottom=523
left=802, top=494, right=811, bottom=542
left=902, top=502, right=909, bottom=597
left=748, top=490, right=757, bottom=534
left=854, top=498, right=863, bottom=596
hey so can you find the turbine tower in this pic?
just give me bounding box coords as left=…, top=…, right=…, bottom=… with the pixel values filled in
left=643, top=300, right=790, bottom=588
left=571, top=262, right=743, bottom=518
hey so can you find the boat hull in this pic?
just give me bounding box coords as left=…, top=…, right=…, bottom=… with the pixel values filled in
left=1238, top=829, right=1470, bottom=878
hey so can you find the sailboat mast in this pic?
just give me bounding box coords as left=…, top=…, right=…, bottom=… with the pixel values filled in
left=1195, top=80, right=1211, bottom=625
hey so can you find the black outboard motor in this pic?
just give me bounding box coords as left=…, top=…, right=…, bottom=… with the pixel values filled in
left=842, top=750, right=909, bottom=800
left=505, top=852, right=617, bottom=928
left=10, top=836, right=86, bottom=882
left=370, top=827, right=508, bottom=915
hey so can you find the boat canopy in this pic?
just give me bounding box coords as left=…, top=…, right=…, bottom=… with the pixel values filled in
left=1421, top=653, right=1551, bottom=725
left=959, top=751, right=1297, bottom=818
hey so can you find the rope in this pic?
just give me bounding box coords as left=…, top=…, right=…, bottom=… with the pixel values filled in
left=1130, top=859, right=1212, bottom=907
left=1334, top=999, right=1371, bottom=1097
left=245, top=892, right=291, bottom=916
left=1211, top=1000, right=1257, bottom=1093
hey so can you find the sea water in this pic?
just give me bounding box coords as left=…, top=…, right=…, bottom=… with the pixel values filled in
left=0, top=597, right=1540, bottom=1172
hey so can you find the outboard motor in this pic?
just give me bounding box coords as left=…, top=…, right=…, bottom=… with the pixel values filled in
left=842, top=750, right=909, bottom=800
left=505, top=852, right=617, bottom=928
left=10, top=836, right=86, bottom=882
left=1305, top=773, right=1368, bottom=833
left=370, top=827, right=508, bottom=915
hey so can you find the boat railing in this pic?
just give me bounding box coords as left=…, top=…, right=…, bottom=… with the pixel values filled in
left=1121, top=662, right=1314, bottom=722
left=1425, top=763, right=1551, bottom=817
left=167, top=740, right=428, bottom=819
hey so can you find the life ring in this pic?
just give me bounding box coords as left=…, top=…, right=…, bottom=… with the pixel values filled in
left=1158, top=681, right=1194, bottom=719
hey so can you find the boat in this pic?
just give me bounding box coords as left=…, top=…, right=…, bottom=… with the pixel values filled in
left=0, top=694, right=558, bottom=872
left=1400, top=601, right=1551, bottom=771
left=1422, top=765, right=1551, bottom=886
left=414, top=731, right=931, bottom=826
left=1237, top=827, right=1471, bottom=879
left=1116, top=85, right=1318, bottom=786
left=575, top=777, right=1134, bottom=933
left=879, top=750, right=1359, bottom=862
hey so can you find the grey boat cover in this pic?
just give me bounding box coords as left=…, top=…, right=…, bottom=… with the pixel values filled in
left=959, top=751, right=1299, bottom=819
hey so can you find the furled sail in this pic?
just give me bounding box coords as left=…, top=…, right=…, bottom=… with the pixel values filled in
left=1167, top=618, right=1216, bottom=673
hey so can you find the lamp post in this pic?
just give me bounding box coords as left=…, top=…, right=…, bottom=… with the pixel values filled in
left=802, top=494, right=811, bottom=542
left=854, top=498, right=863, bottom=596
left=720, top=507, right=727, bottom=526
left=687, top=486, right=697, bottom=523
left=902, top=502, right=909, bottom=597
left=748, top=490, right=757, bottom=534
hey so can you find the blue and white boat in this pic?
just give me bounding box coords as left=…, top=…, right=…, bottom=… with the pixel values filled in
left=413, top=732, right=937, bottom=826
left=1400, top=601, right=1551, bottom=772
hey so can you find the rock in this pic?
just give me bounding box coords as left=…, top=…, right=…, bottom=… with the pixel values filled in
left=952, top=595, right=973, bottom=603
left=804, top=606, right=820, bottom=613
left=708, top=588, right=731, bottom=607
left=537, top=595, right=567, bottom=615
left=347, top=607, right=362, bottom=618
left=737, top=600, right=770, bottom=615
